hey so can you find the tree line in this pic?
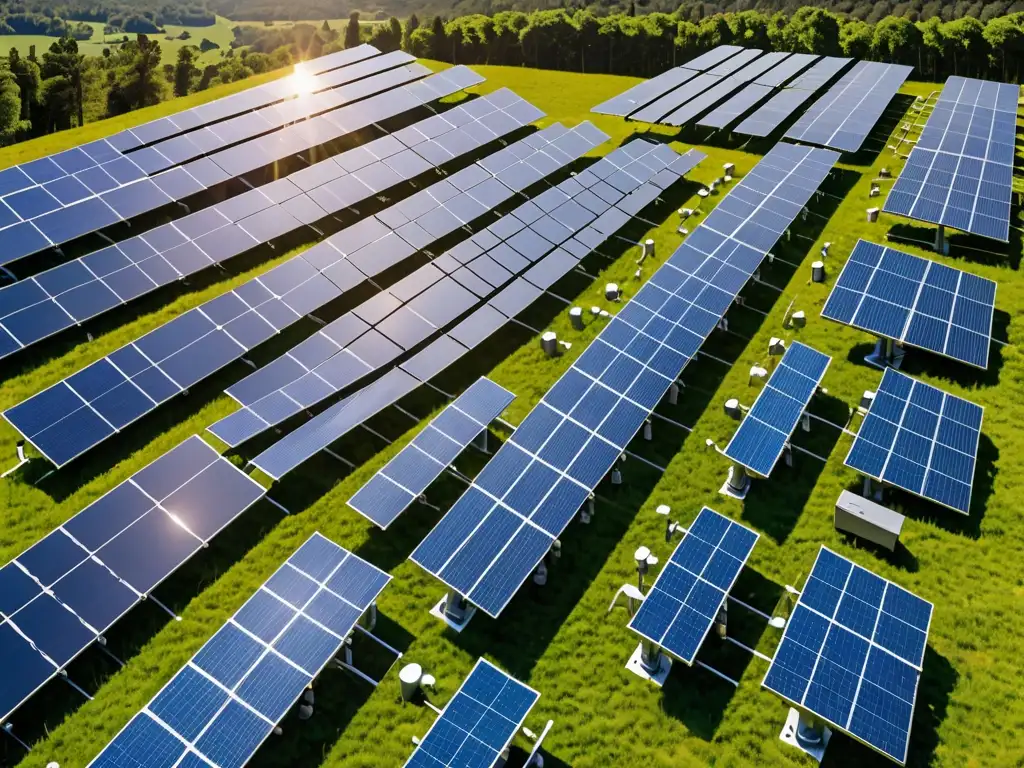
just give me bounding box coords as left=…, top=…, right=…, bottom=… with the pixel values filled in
left=2, top=6, right=1022, bottom=149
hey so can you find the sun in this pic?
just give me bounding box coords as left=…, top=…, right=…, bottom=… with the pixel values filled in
left=290, top=69, right=317, bottom=96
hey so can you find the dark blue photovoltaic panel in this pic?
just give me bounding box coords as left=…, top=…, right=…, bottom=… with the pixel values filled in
left=591, top=67, right=698, bottom=117
left=884, top=76, right=1019, bottom=242
left=348, top=377, right=515, bottom=529
left=845, top=367, right=982, bottom=514
left=411, top=142, right=834, bottom=619
left=404, top=658, right=539, bottom=768
left=89, top=533, right=389, bottom=768
left=723, top=341, right=830, bottom=476
left=785, top=61, right=912, bottom=152
left=734, top=88, right=817, bottom=137
left=762, top=546, right=933, bottom=765
left=681, top=45, right=746, bottom=73
left=1, top=436, right=265, bottom=724
left=822, top=240, right=995, bottom=369
left=628, top=508, right=757, bottom=664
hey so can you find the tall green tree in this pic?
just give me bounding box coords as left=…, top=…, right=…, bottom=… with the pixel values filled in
left=345, top=13, right=361, bottom=49
left=106, top=34, right=165, bottom=115
left=173, top=45, right=198, bottom=98
left=984, top=14, right=1024, bottom=81
left=430, top=16, right=448, bottom=60
left=0, top=60, right=25, bottom=143
left=39, top=36, right=84, bottom=131
left=8, top=48, right=39, bottom=123
left=403, top=13, right=420, bottom=51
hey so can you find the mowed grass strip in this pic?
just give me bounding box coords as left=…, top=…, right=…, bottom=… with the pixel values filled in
left=0, top=65, right=1021, bottom=768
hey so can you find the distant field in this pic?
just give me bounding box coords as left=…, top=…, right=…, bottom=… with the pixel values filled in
left=0, top=15, right=236, bottom=66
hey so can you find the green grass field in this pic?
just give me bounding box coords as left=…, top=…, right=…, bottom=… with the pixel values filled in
left=0, top=15, right=236, bottom=67
left=0, top=62, right=1022, bottom=768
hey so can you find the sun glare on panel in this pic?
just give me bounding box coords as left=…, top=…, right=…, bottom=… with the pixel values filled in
left=291, top=69, right=317, bottom=96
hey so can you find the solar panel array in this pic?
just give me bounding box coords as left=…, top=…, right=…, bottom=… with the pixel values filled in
left=4, top=86, right=548, bottom=468
left=733, top=88, right=818, bottom=138
left=723, top=341, right=830, bottom=477
left=785, top=61, right=913, bottom=152
left=697, top=83, right=774, bottom=130
left=0, top=66, right=487, bottom=360
left=0, top=50, right=441, bottom=267
left=408, top=143, right=838, bottom=618
left=0, top=436, right=265, bottom=723
left=821, top=240, right=996, bottom=369
left=754, top=53, right=819, bottom=87
left=247, top=142, right=707, bottom=481
left=630, top=73, right=723, bottom=124
left=883, top=76, right=1020, bottom=242
left=680, top=45, right=745, bottom=72
left=212, top=139, right=702, bottom=451
left=628, top=507, right=758, bottom=664
left=704, top=48, right=767, bottom=77
left=348, top=377, right=515, bottom=529
left=89, top=532, right=390, bottom=768
left=845, top=368, right=982, bottom=514
left=787, top=56, right=854, bottom=91
left=762, top=546, right=933, bottom=765
left=404, top=658, right=539, bottom=768
left=591, top=68, right=698, bottom=118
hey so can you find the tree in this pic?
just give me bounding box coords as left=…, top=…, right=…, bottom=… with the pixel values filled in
left=430, top=16, right=448, bottom=59
left=0, top=61, right=26, bottom=143
left=174, top=45, right=199, bottom=98
left=40, top=36, right=84, bottom=130
left=984, top=14, right=1024, bottom=80
left=8, top=48, right=40, bottom=123
left=403, top=13, right=420, bottom=51
left=628, top=1, right=636, bottom=16
left=321, top=20, right=331, bottom=33
left=345, top=12, right=361, bottom=49
left=106, top=34, right=166, bottom=115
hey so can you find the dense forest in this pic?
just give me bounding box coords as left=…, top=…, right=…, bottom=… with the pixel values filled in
left=0, top=1, right=214, bottom=35
left=0, top=5, right=1021, bottom=148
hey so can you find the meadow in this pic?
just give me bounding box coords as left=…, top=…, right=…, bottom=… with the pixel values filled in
left=0, top=59, right=1021, bottom=768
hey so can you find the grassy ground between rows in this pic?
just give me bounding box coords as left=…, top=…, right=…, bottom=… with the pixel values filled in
left=0, top=64, right=1021, bottom=768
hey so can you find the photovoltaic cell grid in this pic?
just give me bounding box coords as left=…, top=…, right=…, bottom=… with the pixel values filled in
left=348, top=378, right=515, bottom=529
left=754, top=53, right=819, bottom=87
left=591, top=67, right=698, bottom=117
left=629, top=73, right=723, bottom=124
left=733, top=88, right=818, bottom=137
left=883, top=76, right=1020, bottom=242
left=845, top=368, right=982, bottom=514
left=88, top=532, right=390, bottom=768
left=0, top=436, right=265, bottom=724
left=0, top=49, right=434, bottom=267
left=785, top=61, right=913, bottom=152
left=821, top=240, right=995, bottom=369
left=787, top=56, right=854, bottom=91
left=404, top=658, right=539, bottom=768
left=628, top=508, right=758, bottom=664
left=697, top=83, right=774, bottom=130
left=723, top=341, right=830, bottom=477
left=408, top=143, right=835, bottom=618
left=247, top=142, right=707, bottom=481
left=762, top=546, right=934, bottom=765
left=215, top=139, right=703, bottom=453
left=0, top=66, right=488, bottom=360
left=680, top=45, right=745, bottom=72
left=206, top=120, right=609, bottom=449
left=3, top=86, right=544, bottom=468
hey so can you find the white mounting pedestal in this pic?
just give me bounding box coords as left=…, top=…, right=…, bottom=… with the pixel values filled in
left=429, top=595, right=476, bottom=633
left=719, top=465, right=750, bottom=500
left=625, top=642, right=672, bottom=687
left=779, top=708, right=831, bottom=763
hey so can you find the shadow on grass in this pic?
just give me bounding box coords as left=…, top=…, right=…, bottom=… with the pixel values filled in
left=885, top=222, right=1020, bottom=270
left=835, top=531, right=921, bottom=574
left=839, top=94, right=919, bottom=169
left=820, top=645, right=956, bottom=768
left=841, top=333, right=1005, bottom=390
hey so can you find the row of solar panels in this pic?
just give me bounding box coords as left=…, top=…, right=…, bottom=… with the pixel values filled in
left=0, top=64, right=488, bottom=358
left=0, top=48, right=474, bottom=267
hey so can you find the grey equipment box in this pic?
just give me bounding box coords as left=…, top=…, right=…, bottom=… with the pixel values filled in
left=834, top=490, right=905, bottom=551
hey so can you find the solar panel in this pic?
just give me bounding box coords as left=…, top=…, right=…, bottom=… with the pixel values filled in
left=409, top=143, right=834, bottom=619
left=697, top=83, right=774, bottom=130
left=704, top=48, right=765, bottom=77
left=755, top=53, right=819, bottom=87
left=348, top=378, right=515, bottom=529
left=88, top=532, right=389, bottom=768
left=4, top=88, right=545, bottom=467
left=404, top=658, right=539, bottom=768
left=785, top=61, right=912, bottom=152
left=821, top=240, right=996, bottom=369
left=0, top=52, right=430, bottom=267
left=0, top=436, right=265, bottom=724
left=845, top=367, right=982, bottom=514
left=628, top=507, right=758, bottom=664
left=787, top=56, right=854, bottom=91
left=762, top=546, right=933, bottom=765
left=591, top=67, right=698, bottom=117
left=883, top=76, right=1020, bottom=242
left=733, top=88, right=817, bottom=137
left=723, top=341, right=830, bottom=476
left=630, top=73, right=722, bottom=124
left=681, top=45, right=746, bottom=72
left=213, top=140, right=704, bottom=450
